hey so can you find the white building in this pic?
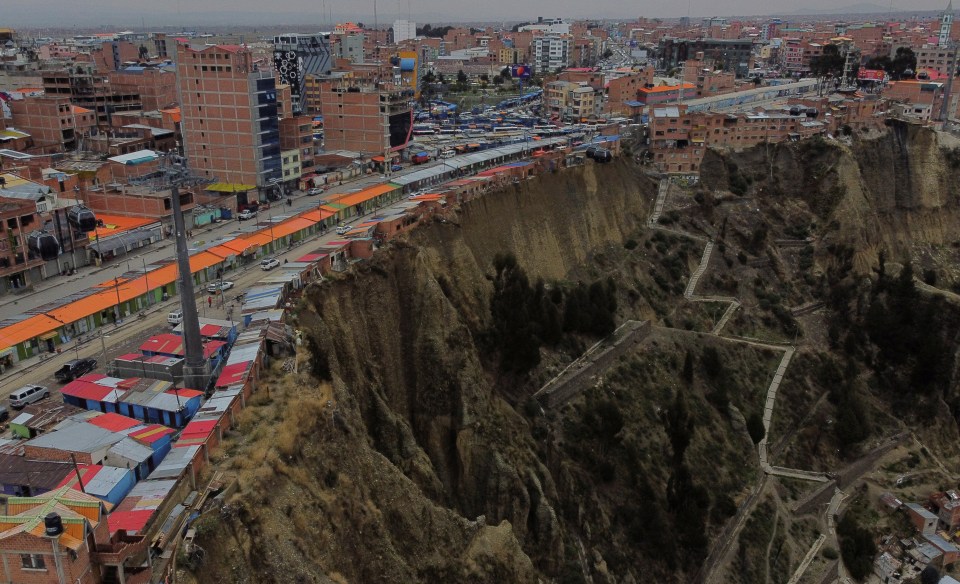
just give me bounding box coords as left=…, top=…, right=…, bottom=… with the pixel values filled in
left=533, top=35, right=571, bottom=73
left=393, top=20, right=417, bottom=44
left=519, top=18, right=571, bottom=35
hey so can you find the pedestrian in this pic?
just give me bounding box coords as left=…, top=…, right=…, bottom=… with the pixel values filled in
left=208, top=296, right=213, bottom=308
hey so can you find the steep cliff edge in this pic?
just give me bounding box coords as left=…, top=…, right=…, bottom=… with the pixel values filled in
left=190, top=127, right=960, bottom=584
left=699, top=122, right=960, bottom=274
left=191, top=161, right=668, bottom=583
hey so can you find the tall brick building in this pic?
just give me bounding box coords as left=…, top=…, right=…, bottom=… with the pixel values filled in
left=177, top=44, right=282, bottom=192
left=317, top=80, right=413, bottom=157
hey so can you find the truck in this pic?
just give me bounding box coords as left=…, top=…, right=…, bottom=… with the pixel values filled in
left=411, top=151, right=431, bottom=165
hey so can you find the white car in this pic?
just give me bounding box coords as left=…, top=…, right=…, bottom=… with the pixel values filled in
left=237, top=209, right=257, bottom=221
left=167, top=309, right=183, bottom=326
left=260, top=257, right=281, bottom=271
left=206, top=281, right=234, bottom=294
left=335, top=223, right=351, bottom=235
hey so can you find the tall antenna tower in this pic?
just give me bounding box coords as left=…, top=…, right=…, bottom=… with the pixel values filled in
left=162, top=157, right=216, bottom=392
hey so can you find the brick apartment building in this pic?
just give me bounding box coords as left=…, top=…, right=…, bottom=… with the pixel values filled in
left=177, top=44, right=282, bottom=195
left=40, top=65, right=144, bottom=126
left=317, top=80, right=413, bottom=157
left=647, top=103, right=828, bottom=174
left=0, top=196, right=45, bottom=291
left=279, top=116, right=315, bottom=182
left=8, top=97, right=97, bottom=152
left=108, top=68, right=178, bottom=111
left=0, top=487, right=150, bottom=584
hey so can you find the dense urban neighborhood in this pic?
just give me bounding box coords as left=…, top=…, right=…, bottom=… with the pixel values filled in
left=0, top=3, right=958, bottom=583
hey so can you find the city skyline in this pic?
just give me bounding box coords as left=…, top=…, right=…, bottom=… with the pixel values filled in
left=3, top=0, right=954, bottom=28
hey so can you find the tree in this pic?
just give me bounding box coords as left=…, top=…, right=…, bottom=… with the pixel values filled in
left=457, top=69, right=468, bottom=85
left=492, top=75, right=503, bottom=86
left=810, top=44, right=846, bottom=93
left=890, top=47, right=916, bottom=80
left=602, top=48, right=613, bottom=59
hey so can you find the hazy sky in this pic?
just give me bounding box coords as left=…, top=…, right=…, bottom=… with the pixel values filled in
left=3, top=0, right=952, bottom=28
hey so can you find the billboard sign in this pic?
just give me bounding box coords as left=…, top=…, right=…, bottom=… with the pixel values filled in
left=857, top=68, right=886, bottom=82
left=511, top=64, right=532, bottom=79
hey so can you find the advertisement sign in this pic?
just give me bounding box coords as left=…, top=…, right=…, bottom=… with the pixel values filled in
left=511, top=64, right=532, bottom=79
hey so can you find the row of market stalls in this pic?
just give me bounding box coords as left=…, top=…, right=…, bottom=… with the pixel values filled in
left=0, top=135, right=574, bottom=365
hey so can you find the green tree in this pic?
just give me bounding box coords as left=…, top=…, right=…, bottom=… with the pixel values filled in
left=810, top=44, right=845, bottom=80
left=890, top=47, right=917, bottom=80
left=457, top=69, right=468, bottom=85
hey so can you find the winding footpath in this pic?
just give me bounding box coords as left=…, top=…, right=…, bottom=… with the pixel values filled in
left=644, top=177, right=846, bottom=584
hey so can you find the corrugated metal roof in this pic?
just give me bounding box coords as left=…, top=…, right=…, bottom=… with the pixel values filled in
left=107, top=437, right=153, bottom=464
left=27, top=422, right=122, bottom=454
left=149, top=444, right=199, bottom=480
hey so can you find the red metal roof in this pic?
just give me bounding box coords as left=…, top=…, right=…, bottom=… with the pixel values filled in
left=60, top=380, right=118, bottom=402
left=56, top=463, right=102, bottom=491
left=86, top=412, right=140, bottom=432
left=108, top=509, right=154, bottom=534
left=179, top=419, right=218, bottom=440
left=200, top=324, right=223, bottom=336
left=216, top=362, right=250, bottom=387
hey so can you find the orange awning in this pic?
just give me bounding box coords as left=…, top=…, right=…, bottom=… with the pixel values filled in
left=0, top=315, right=63, bottom=348
left=270, top=218, right=314, bottom=239
left=328, top=184, right=397, bottom=208
left=301, top=209, right=336, bottom=222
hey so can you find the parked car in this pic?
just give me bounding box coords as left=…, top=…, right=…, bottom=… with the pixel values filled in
left=335, top=223, right=351, bottom=235
left=167, top=308, right=200, bottom=326
left=237, top=209, right=257, bottom=221
left=9, top=385, right=50, bottom=409
left=0, top=405, right=8, bottom=423
left=391, top=164, right=403, bottom=172
left=260, top=257, right=281, bottom=271
left=207, top=281, right=235, bottom=294
left=54, top=358, right=97, bottom=383
left=307, top=187, right=325, bottom=196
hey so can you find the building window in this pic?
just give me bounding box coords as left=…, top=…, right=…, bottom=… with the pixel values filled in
left=21, top=554, right=45, bottom=570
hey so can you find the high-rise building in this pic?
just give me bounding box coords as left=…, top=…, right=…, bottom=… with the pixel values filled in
left=533, top=35, right=571, bottom=73
left=177, top=44, right=281, bottom=197
left=273, top=33, right=334, bottom=116
left=940, top=0, right=954, bottom=48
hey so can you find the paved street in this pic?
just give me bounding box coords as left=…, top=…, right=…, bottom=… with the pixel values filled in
left=0, top=158, right=463, bottom=398
left=0, top=160, right=448, bottom=317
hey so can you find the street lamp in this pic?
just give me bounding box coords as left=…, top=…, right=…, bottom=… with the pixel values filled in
left=142, top=258, right=151, bottom=308
left=112, top=276, right=123, bottom=325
